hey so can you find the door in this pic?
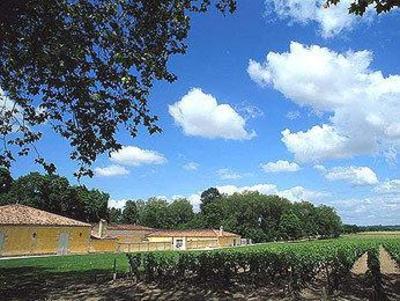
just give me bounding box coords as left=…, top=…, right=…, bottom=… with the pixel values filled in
left=58, top=232, right=69, bottom=255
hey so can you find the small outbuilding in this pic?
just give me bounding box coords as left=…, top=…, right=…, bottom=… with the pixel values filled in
left=146, top=228, right=241, bottom=250
left=0, top=204, right=91, bottom=257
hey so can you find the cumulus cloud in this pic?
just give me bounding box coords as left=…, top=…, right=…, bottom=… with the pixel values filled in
left=330, top=196, right=400, bottom=225
left=183, top=161, right=199, bottom=171
left=169, top=88, right=255, bottom=140
left=108, top=199, right=128, bottom=209
left=375, top=179, right=400, bottom=194
left=265, top=0, right=372, bottom=38
left=110, top=146, right=167, bottom=166
left=216, top=183, right=328, bottom=203
left=261, top=160, right=300, bottom=173
left=317, top=165, right=379, bottom=185
left=249, top=42, right=400, bottom=163
left=217, top=168, right=243, bottom=180
left=94, top=164, right=130, bottom=177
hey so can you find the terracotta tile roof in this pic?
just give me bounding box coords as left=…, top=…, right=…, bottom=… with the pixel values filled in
left=90, top=234, right=116, bottom=240
left=0, top=204, right=91, bottom=227
left=107, top=224, right=154, bottom=231
left=147, top=229, right=240, bottom=238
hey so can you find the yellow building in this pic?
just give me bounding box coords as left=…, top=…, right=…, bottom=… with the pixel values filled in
left=99, top=222, right=154, bottom=243
left=146, top=228, right=241, bottom=250
left=0, top=204, right=91, bottom=257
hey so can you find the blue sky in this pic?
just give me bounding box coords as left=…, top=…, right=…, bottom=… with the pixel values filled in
left=11, top=1, right=400, bottom=225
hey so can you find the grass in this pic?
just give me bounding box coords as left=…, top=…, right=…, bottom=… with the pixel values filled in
left=0, top=252, right=129, bottom=273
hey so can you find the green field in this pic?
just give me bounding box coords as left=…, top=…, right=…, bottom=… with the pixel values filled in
left=1, top=233, right=400, bottom=300
left=0, top=232, right=399, bottom=274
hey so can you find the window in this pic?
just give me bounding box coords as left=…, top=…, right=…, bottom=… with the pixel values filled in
left=32, top=232, right=37, bottom=239
left=0, top=232, right=5, bottom=251
left=175, top=239, right=183, bottom=249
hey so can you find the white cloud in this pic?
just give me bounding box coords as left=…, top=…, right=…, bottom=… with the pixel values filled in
left=110, top=146, right=167, bottom=166
left=217, top=183, right=278, bottom=195
left=375, top=179, right=400, bottom=194
left=261, top=160, right=300, bottom=173
left=286, top=110, right=301, bottom=120
left=265, top=0, right=372, bottom=38
left=94, top=164, right=130, bottom=177
left=216, top=183, right=327, bottom=203
left=319, top=165, right=379, bottom=186
left=330, top=196, right=400, bottom=225
left=249, top=42, right=400, bottom=163
left=169, top=88, right=255, bottom=140
left=277, top=186, right=328, bottom=203
left=217, top=168, right=242, bottom=180
left=183, top=161, right=199, bottom=171
left=108, top=199, right=128, bottom=209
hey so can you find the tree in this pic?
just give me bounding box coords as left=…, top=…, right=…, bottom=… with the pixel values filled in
left=279, top=211, right=303, bottom=240
left=0, top=0, right=236, bottom=177
left=315, top=205, right=342, bottom=238
left=121, top=200, right=139, bottom=224
left=76, top=187, right=109, bottom=222
left=168, top=198, right=194, bottom=228
left=0, top=167, right=13, bottom=194
left=138, top=197, right=173, bottom=229
left=325, top=0, right=400, bottom=15
left=108, top=207, right=122, bottom=224
left=200, top=187, right=222, bottom=212
left=0, top=172, right=109, bottom=222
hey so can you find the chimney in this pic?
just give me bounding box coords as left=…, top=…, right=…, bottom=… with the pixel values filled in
left=98, top=219, right=106, bottom=238
left=219, top=226, right=224, bottom=236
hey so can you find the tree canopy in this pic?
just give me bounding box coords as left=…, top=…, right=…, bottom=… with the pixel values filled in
left=112, top=188, right=343, bottom=242
left=325, top=0, right=400, bottom=15
left=0, top=171, right=109, bottom=222
left=0, top=0, right=236, bottom=177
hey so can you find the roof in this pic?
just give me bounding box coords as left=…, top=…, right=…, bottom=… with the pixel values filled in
left=0, top=204, right=91, bottom=227
left=147, top=229, right=240, bottom=238
left=106, top=224, right=154, bottom=231
left=90, top=234, right=117, bottom=240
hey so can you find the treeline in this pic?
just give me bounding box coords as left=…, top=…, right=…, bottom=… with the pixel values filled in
left=0, top=169, right=109, bottom=222
left=111, top=188, right=343, bottom=242
left=343, top=224, right=400, bottom=234
left=0, top=169, right=342, bottom=242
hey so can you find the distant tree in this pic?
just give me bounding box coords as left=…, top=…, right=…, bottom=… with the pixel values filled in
left=138, top=198, right=172, bottom=229
left=168, top=198, right=194, bottom=228
left=121, top=200, right=139, bottom=224
left=325, top=0, right=399, bottom=15
left=0, top=172, right=108, bottom=222
left=200, top=187, right=222, bottom=212
left=342, top=224, right=360, bottom=234
left=0, top=0, right=236, bottom=177
left=279, top=211, right=303, bottom=240
left=315, top=205, right=342, bottom=238
left=0, top=167, right=13, bottom=194
left=76, top=187, right=109, bottom=222
left=108, top=207, right=122, bottom=224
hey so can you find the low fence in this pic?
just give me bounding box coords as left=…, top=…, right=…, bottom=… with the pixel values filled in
left=187, top=239, right=218, bottom=250
left=117, top=241, right=171, bottom=252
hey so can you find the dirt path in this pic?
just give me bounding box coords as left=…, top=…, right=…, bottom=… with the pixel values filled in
left=379, top=246, right=400, bottom=275
left=351, top=252, right=368, bottom=275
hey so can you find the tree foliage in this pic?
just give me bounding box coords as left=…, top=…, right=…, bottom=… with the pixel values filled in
left=110, top=187, right=343, bottom=242
left=325, top=0, right=400, bottom=15
left=0, top=0, right=236, bottom=177
left=0, top=171, right=109, bottom=222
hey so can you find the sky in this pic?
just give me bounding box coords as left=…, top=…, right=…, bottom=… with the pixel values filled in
left=10, top=0, right=400, bottom=225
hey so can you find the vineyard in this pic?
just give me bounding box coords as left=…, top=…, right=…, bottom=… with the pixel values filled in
left=127, top=236, right=400, bottom=299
